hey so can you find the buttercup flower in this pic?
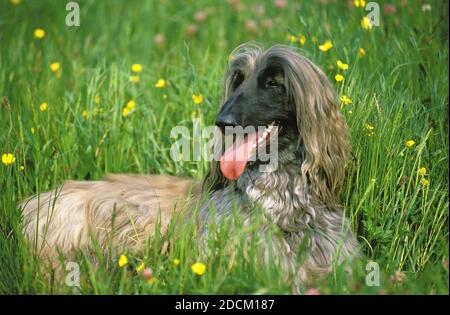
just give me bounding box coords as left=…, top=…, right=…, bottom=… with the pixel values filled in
left=358, top=47, right=366, bottom=57
left=361, top=16, right=373, bottom=31
left=155, top=79, right=167, bottom=88
left=335, top=74, right=344, bottom=82
left=130, top=75, right=140, bottom=83
left=405, top=140, right=415, bottom=148
left=136, top=262, right=145, bottom=273
left=364, top=123, right=375, bottom=136
left=191, top=262, right=206, bottom=275
left=39, top=102, right=48, bottom=111
left=364, top=123, right=374, bottom=130
left=50, top=62, right=60, bottom=73
left=418, top=167, right=427, bottom=176
left=126, top=100, right=135, bottom=110
left=340, top=95, right=352, bottom=105
left=122, top=107, right=131, bottom=117
left=82, top=110, right=89, bottom=119
left=287, top=34, right=297, bottom=43
left=131, top=64, right=143, bottom=73
left=34, top=28, right=45, bottom=39
left=192, top=94, right=204, bottom=105
left=319, top=41, right=333, bottom=52
left=31, top=127, right=35, bottom=134
left=173, top=258, right=181, bottom=266
left=354, top=0, right=366, bottom=8
left=337, top=60, right=349, bottom=71
left=10, top=0, right=21, bottom=5
left=420, top=178, right=430, bottom=187
left=2, top=153, right=15, bottom=166
left=118, top=254, right=128, bottom=267
left=299, top=35, right=306, bottom=46
left=94, top=95, right=101, bottom=104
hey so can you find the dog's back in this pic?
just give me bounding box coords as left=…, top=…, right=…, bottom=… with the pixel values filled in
left=22, top=174, right=197, bottom=261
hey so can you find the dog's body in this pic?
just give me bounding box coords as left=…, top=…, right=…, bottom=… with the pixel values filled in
left=22, top=43, right=358, bottom=284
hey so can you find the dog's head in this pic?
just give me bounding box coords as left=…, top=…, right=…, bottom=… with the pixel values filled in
left=205, top=43, right=351, bottom=206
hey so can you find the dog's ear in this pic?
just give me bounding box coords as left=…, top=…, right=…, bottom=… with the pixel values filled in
left=282, top=49, right=351, bottom=207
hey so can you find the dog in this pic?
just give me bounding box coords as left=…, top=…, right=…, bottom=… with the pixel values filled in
left=22, top=43, right=358, bottom=285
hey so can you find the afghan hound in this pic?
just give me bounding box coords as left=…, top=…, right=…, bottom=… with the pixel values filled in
left=22, top=43, right=358, bottom=286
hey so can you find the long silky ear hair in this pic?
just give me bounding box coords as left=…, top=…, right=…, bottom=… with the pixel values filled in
left=202, top=43, right=263, bottom=192
left=265, top=46, right=351, bottom=207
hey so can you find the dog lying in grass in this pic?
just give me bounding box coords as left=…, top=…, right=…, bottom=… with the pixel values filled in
left=22, top=43, right=358, bottom=286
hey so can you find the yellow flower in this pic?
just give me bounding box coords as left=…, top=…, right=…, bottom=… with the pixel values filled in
left=335, top=74, right=344, bottom=82
left=192, top=94, right=204, bottom=105
left=340, top=95, right=353, bottom=105
left=418, top=167, right=427, bottom=176
left=10, top=0, right=21, bottom=6
left=131, top=64, right=143, bottom=73
left=31, top=127, right=35, bottom=134
left=50, top=62, right=60, bottom=73
left=191, top=262, right=206, bottom=275
left=34, top=28, right=45, bottom=39
left=147, top=277, right=157, bottom=285
left=82, top=110, right=89, bottom=119
left=354, top=0, right=366, bottom=7
left=420, top=178, right=430, bottom=187
left=94, top=95, right=101, bottom=104
left=20, top=165, right=25, bottom=170
left=39, top=102, right=48, bottom=111
left=361, top=16, right=373, bottom=31
left=319, top=41, right=333, bottom=52
left=136, top=262, right=145, bottom=273
left=287, top=34, right=297, bottom=42
left=337, top=60, right=349, bottom=71
left=155, top=79, right=166, bottom=88
left=122, top=107, right=131, bottom=117
left=118, top=254, right=128, bottom=267
left=358, top=47, right=366, bottom=57
left=299, top=35, right=306, bottom=46
left=172, top=258, right=181, bottom=266
left=405, top=140, right=415, bottom=148
left=126, top=100, right=136, bottom=110
left=364, top=123, right=374, bottom=131
left=130, top=75, right=140, bottom=83
left=2, top=153, right=15, bottom=166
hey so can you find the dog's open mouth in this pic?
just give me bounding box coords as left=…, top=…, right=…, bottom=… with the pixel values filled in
left=219, top=122, right=280, bottom=180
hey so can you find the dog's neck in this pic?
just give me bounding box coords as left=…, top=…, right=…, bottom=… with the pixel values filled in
left=234, top=141, right=324, bottom=232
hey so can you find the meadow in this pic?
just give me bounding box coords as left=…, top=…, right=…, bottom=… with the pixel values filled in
left=0, top=0, right=448, bottom=294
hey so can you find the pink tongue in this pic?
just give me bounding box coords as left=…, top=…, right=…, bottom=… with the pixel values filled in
left=220, top=131, right=261, bottom=180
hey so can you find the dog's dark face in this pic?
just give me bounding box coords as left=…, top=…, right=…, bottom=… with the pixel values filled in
left=215, top=57, right=300, bottom=180
left=215, top=57, right=298, bottom=138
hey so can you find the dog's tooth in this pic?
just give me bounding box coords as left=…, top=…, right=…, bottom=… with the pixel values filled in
left=258, top=137, right=264, bottom=143
left=252, top=143, right=257, bottom=148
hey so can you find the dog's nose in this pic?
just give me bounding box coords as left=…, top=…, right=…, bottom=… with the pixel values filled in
left=215, top=113, right=237, bottom=131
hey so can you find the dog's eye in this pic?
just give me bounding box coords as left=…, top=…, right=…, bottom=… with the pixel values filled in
left=266, top=79, right=280, bottom=88
left=232, top=72, right=244, bottom=90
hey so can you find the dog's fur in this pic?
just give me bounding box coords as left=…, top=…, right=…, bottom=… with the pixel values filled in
left=22, top=43, right=358, bottom=284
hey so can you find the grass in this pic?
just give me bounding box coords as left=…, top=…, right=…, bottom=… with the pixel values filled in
left=0, top=0, right=448, bottom=294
